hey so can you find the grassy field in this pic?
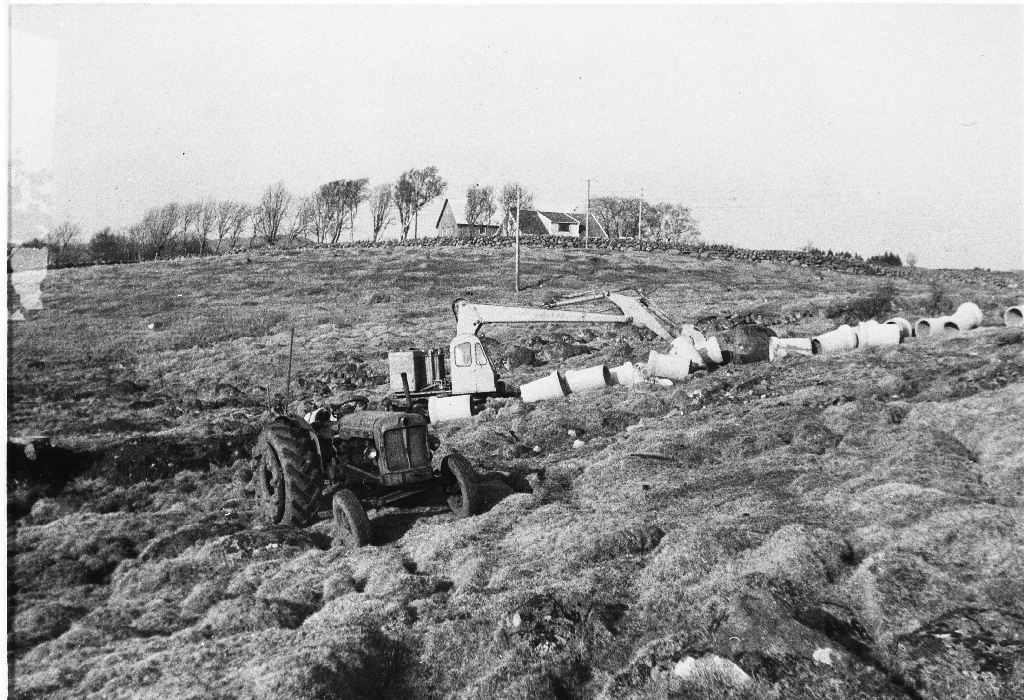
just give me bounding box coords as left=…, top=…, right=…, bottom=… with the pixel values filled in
left=7, top=246, right=1024, bottom=699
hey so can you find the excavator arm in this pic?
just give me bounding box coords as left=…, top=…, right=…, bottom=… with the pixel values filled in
left=451, top=299, right=631, bottom=336
left=451, top=290, right=678, bottom=340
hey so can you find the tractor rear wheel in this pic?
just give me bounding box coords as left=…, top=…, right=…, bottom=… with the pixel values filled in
left=254, top=419, right=324, bottom=527
left=332, top=489, right=371, bottom=548
left=440, top=452, right=481, bottom=518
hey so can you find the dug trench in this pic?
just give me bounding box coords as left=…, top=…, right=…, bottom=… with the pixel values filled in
left=7, top=246, right=1024, bottom=699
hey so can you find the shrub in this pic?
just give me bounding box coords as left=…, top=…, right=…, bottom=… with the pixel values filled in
left=89, top=228, right=136, bottom=264
left=829, top=281, right=900, bottom=321
left=867, top=251, right=903, bottom=267
left=926, top=280, right=949, bottom=315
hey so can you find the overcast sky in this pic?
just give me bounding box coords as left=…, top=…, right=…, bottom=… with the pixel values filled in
left=10, top=4, right=1023, bottom=269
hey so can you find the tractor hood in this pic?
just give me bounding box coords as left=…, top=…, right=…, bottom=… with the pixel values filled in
left=337, top=410, right=427, bottom=438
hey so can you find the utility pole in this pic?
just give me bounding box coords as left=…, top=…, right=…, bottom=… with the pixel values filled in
left=514, top=188, right=521, bottom=292
left=585, top=179, right=595, bottom=249
left=638, top=186, right=643, bottom=239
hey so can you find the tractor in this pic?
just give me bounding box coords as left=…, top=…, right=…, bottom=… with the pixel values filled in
left=247, top=397, right=480, bottom=547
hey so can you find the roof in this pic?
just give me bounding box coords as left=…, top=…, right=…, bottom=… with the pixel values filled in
left=499, top=210, right=609, bottom=238
left=576, top=212, right=609, bottom=239
left=536, top=211, right=580, bottom=225
left=435, top=199, right=456, bottom=228
left=517, top=211, right=551, bottom=237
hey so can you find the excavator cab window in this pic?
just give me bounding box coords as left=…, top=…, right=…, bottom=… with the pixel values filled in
left=474, top=342, right=488, bottom=366
left=454, top=342, right=473, bottom=368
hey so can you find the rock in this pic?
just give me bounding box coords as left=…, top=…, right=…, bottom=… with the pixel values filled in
left=147, top=321, right=164, bottom=330
left=813, top=647, right=836, bottom=665
left=506, top=345, right=538, bottom=369
left=572, top=439, right=586, bottom=449
left=27, top=498, right=74, bottom=525
left=715, top=324, right=778, bottom=364
left=673, top=655, right=751, bottom=685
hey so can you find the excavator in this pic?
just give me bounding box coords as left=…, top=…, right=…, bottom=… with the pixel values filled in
left=386, top=289, right=680, bottom=408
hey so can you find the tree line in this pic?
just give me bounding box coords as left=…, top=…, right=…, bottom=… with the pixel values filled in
left=29, top=170, right=705, bottom=266
left=33, top=167, right=450, bottom=266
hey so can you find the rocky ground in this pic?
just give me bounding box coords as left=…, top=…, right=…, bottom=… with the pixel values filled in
left=7, top=245, right=1024, bottom=699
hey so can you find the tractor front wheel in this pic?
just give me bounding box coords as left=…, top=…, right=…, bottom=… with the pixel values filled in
left=333, top=489, right=371, bottom=548
left=440, top=452, right=481, bottom=518
left=253, top=419, right=324, bottom=527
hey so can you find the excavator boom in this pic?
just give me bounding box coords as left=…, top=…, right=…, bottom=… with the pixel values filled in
left=451, top=299, right=630, bottom=336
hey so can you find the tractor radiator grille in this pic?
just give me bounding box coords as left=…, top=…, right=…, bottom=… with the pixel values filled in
left=383, top=426, right=430, bottom=471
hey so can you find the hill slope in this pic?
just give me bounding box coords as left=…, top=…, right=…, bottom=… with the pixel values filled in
left=7, top=246, right=1024, bottom=699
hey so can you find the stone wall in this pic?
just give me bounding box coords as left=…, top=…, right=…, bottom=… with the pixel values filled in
left=54, top=234, right=1022, bottom=290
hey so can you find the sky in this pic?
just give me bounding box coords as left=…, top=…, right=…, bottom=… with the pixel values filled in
left=9, top=4, right=1023, bottom=270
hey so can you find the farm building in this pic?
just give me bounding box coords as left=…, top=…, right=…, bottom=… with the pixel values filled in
left=8, top=245, right=49, bottom=319
left=498, top=209, right=608, bottom=239
left=8, top=245, right=48, bottom=272
left=435, top=199, right=500, bottom=238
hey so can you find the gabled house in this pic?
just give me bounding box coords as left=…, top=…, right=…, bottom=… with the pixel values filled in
left=498, top=209, right=608, bottom=240
left=435, top=199, right=500, bottom=238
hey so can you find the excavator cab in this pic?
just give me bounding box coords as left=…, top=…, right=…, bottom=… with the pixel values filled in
left=449, top=332, right=498, bottom=395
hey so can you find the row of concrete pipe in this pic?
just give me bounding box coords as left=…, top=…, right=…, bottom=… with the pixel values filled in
left=518, top=302, right=1023, bottom=404
left=790, top=302, right=1022, bottom=358
left=431, top=303, right=1023, bottom=417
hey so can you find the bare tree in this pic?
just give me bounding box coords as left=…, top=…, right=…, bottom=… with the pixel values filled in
left=394, top=173, right=417, bottom=240
left=392, top=167, right=447, bottom=240
left=138, top=203, right=183, bottom=259
left=368, top=184, right=394, bottom=242
left=46, top=221, right=81, bottom=263
left=178, top=202, right=201, bottom=254
left=193, top=199, right=217, bottom=255
left=465, top=185, right=496, bottom=227
left=410, top=167, right=445, bottom=239
left=253, top=182, right=292, bottom=247
left=343, top=178, right=369, bottom=242
left=652, top=202, right=700, bottom=243
left=214, top=201, right=237, bottom=253
left=302, top=190, right=333, bottom=244
left=499, top=183, right=534, bottom=218
left=214, top=201, right=251, bottom=252
left=286, top=197, right=315, bottom=246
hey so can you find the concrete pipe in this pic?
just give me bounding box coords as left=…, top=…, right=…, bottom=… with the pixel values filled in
left=857, top=321, right=902, bottom=348
left=884, top=317, right=914, bottom=340
left=811, top=325, right=858, bottom=355
left=915, top=316, right=956, bottom=338
left=609, top=362, right=639, bottom=387
left=696, top=336, right=725, bottom=365
left=564, top=365, right=612, bottom=393
left=668, top=336, right=707, bottom=368
left=769, top=337, right=813, bottom=361
left=520, top=371, right=570, bottom=403
left=1005, top=306, right=1023, bottom=327
left=945, top=302, right=984, bottom=331
left=428, top=394, right=473, bottom=424
left=648, top=350, right=694, bottom=381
